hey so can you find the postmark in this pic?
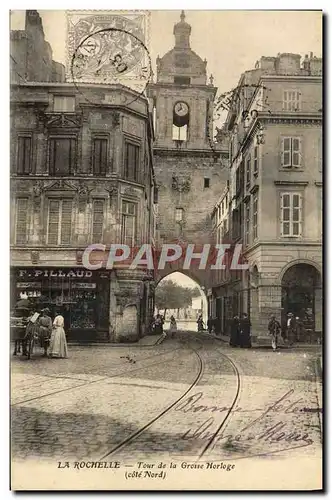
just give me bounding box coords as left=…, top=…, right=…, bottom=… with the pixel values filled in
left=67, top=11, right=152, bottom=105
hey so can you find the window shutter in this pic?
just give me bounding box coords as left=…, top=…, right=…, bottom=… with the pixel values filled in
left=92, top=200, right=104, bottom=242
left=15, top=198, right=28, bottom=244
left=281, top=138, right=291, bottom=167
left=17, top=137, right=32, bottom=175
left=61, top=200, right=73, bottom=244
left=48, top=200, right=60, bottom=245
left=292, top=138, right=301, bottom=167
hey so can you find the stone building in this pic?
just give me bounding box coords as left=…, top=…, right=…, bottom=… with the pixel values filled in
left=210, top=52, right=323, bottom=342
left=10, top=12, right=157, bottom=343
left=147, top=11, right=228, bottom=290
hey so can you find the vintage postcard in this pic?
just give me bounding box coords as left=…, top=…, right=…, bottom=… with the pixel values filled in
left=10, top=9, right=323, bottom=491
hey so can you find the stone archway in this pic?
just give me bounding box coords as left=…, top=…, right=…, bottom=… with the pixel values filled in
left=281, top=263, right=322, bottom=340
left=155, top=271, right=209, bottom=331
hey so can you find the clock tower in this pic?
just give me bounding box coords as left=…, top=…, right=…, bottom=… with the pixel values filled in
left=147, top=11, right=228, bottom=278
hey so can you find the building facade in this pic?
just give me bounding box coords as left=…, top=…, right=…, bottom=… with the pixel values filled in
left=147, top=11, right=229, bottom=289
left=10, top=13, right=157, bottom=343
left=210, top=52, right=323, bottom=342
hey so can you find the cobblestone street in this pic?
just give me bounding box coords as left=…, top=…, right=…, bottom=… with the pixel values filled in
left=11, top=331, right=322, bottom=470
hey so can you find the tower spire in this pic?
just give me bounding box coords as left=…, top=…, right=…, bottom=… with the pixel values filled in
left=173, top=10, right=191, bottom=49
left=180, top=10, right=185, bottom=22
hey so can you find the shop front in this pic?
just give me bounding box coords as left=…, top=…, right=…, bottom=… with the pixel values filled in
left=10, top=267, right=110, bottom=342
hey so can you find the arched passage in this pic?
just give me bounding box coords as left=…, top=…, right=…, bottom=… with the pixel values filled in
left=154, top=271, right=208, bottom=332
left=281, top=262, right=322, bottom=340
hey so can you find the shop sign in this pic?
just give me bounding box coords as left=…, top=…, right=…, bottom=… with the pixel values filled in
left=17, top=269, right=93, bottom=279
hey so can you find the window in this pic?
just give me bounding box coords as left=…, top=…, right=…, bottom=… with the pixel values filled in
left=253, top=146, right=258, bottom=176
left=47, top=199, right=73, bottom=245
left=175, top=208, right=184, bottom=222
left=281, top=137, right=302, bottom=168
left=174, top=76, right=191, bottom=85
left=92, top=200, right=104, bottom=242
left=15, top=198, right=28, bottom=244
left=204, top=178, right=210, bottom=188
left=280, top=193, right=302, bottom=237
left=121, top=201, right=137, bottom=246
left=17, top=136, right=32, bottom=175
left=93, top=138, right=108, bottom=176
left=283, top=90, right=301, bottom=111
left=53, top=96, right=75, bottom=112
left=253, top=193, right=258, bottom=240
left=124, top=142, right=139, bottom=182
left=245, top=201, right=251, bottom=245
left=318, top=136, right=322, bottom=172
left=172, top=124, right=188, bottom=141
left=246, top=154, right=251, bottom=188
left=49, top=137, right=76, bottom=175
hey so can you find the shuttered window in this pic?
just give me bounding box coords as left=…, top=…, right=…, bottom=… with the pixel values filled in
left=47, top=199, right=73, bottom=245
left=49, top=137, right=76, bottom=175
left=282, top=90, right=301, bottom=111
left=17, top=137, right=32, bottom=175
left=93, top=138, right=108, bottom=176
left=92, top=200, right=104, bottom=242
left=253, top=145, right=259, bottom=176
left=253, top=194, right=258, bottom=240
left=281, top=137, right=302, bottom=168
left=124, top=142, right=139, bottom=182
left=121, top=201, right=137, bottom=246
left=15, top=198, right=28, bottom=244
left=280, top=193, right=302, bottom=237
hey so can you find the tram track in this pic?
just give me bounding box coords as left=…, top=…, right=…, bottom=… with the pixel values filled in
left=11, top=346, right=186, bottom=406
left=95, top=336, right=241, bottom=463
left=98, top=345, right=204, bottom=460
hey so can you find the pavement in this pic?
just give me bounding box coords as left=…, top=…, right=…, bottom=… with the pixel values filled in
left=11, top=330, right=323, bottom=490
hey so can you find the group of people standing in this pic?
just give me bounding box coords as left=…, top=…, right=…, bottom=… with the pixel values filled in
left=229, top=313, right=252, bottom=348
left=26, top=308, right=68, bottom=359
left=152, top=314, right=178, bottom=340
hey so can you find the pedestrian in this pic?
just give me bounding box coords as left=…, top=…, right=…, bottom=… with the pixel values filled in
left=197, top=314, right=204, bottom=332
left=295, top=316, right=304, bottom=342
left=37, top=308, right=53, bottom=357
left=169, top=315, right=177, bottom=338
left=49, top=314, right=68, bottom=359
left=239, top=313, right=252, bottom=348
left=154, top=314, right=163, bottom=335
left=230, top=315, right=240, bottom=347
left=207, top=315, right=213, bottom=334
left=268, top=315, right=281, bottom=352
left=286, top=312, right=296, bottom=346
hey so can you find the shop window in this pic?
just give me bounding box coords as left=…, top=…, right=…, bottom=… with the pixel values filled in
left=124, top=142, right=139, bottom=182
left=92, top=200, right=104, bottom=243
left=282, top=90, right=301, bottom=111
left=47, top=199, right=73, bottom=245
left=15, top=198, right=28, bottom=244
left=280, top=192, right=302, bottom=237
left=281, top=137, right=302, bottom=168
left=53, top=95, right=75, bottom=112
left=17, top=136, right=32, bottom=175
left=92, top=138, right=108, bottom=176
left=121, top=200, right=137, bottom=246
left=49, top=137, right=77, bottom=175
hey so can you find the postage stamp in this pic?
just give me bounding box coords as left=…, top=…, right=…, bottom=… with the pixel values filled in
left=66, top=11, right=152, bottom=101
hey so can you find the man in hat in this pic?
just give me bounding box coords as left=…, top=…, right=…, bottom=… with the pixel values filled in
left=286, top=312, right=296, bottom=346
left=38, top=308, right=53, bottom=357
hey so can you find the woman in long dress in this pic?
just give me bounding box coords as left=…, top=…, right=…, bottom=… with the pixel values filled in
left=169, top=315, right=177, bottom=338
left=49, top=315, right=68, bottom=359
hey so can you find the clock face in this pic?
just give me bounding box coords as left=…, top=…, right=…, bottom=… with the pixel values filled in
left=174, top=102, right=189, bottom=117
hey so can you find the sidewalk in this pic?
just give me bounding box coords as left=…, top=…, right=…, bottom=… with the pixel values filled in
left=202, top=331, right=322, bottom=350
left=67, top=334, right=165, bottom=347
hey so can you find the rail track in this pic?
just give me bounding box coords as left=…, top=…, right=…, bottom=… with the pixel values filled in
left=96, top=337, right=241, bottom=462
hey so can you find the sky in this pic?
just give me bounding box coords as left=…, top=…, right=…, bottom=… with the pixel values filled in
left=10, top=10, right=322, bottom=100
